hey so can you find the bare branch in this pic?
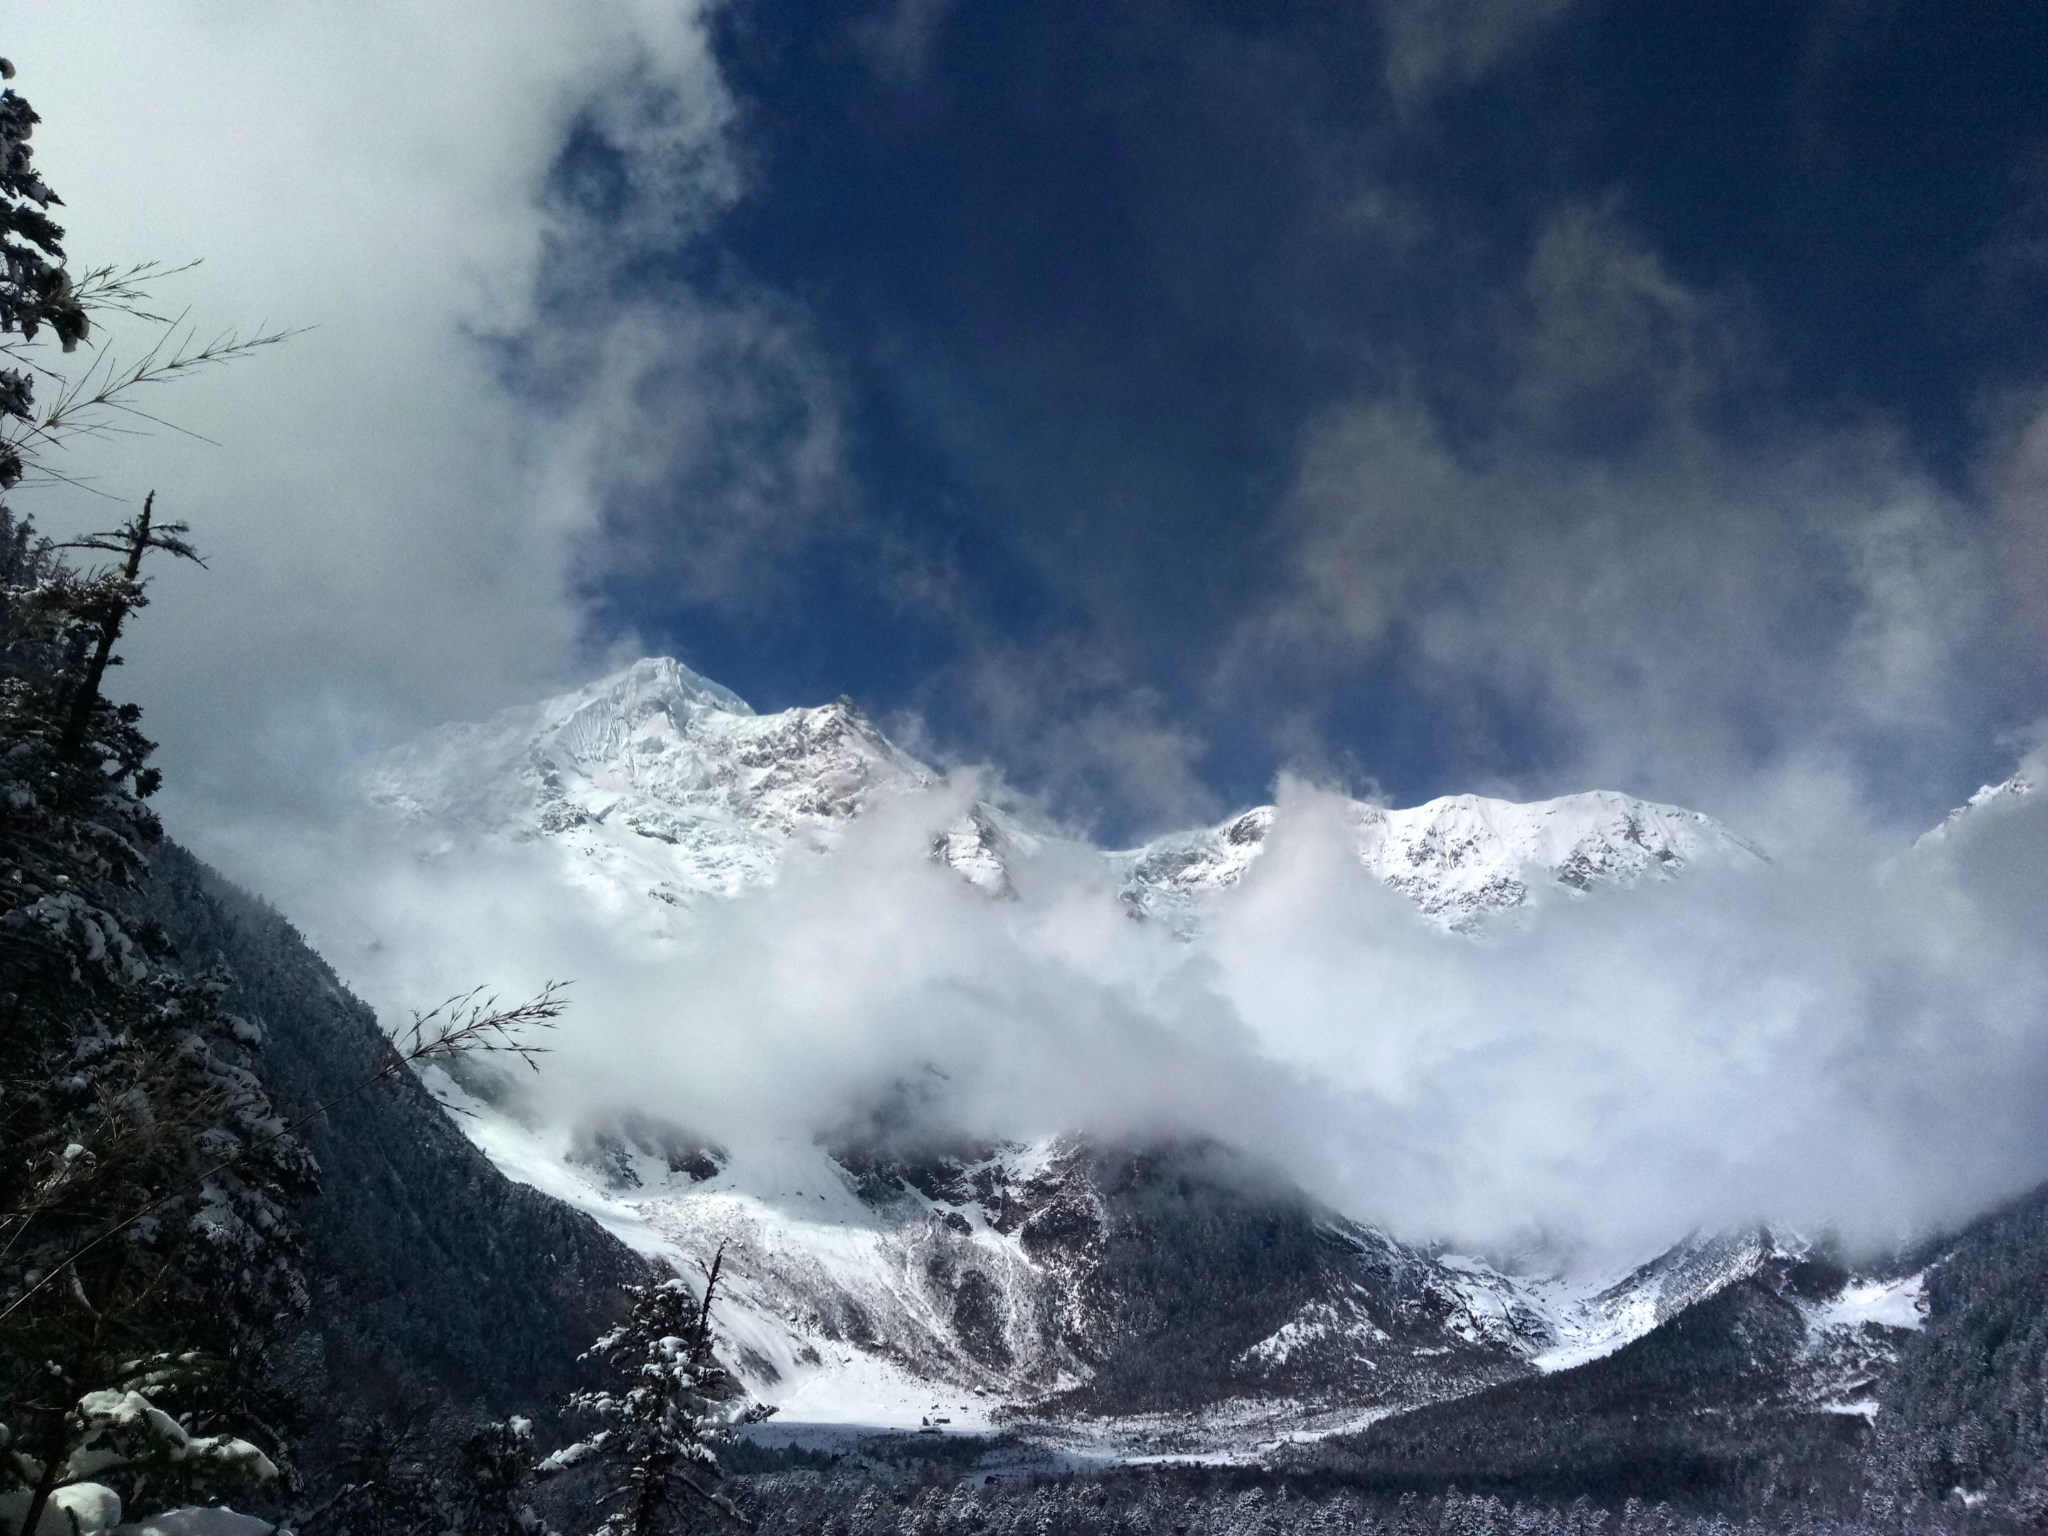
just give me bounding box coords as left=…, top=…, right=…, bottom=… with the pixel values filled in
left=2, top=324, right=304, bottom=460
left=66, top=260, right=203, bottom=324
left=400, top=982, right=570, bottom=1074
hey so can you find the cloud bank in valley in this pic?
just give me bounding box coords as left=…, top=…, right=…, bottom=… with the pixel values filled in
left=249, top=739, right=2048, bottom=1259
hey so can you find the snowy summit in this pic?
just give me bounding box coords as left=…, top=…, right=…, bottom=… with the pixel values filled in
left=369, top=657, right=1763, bottom=936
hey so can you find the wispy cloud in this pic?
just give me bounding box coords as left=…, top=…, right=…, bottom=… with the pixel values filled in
left=900, top=636, right=1226, bottom=843
left=1232, top=202, right=2002, bottom=822
left=5, top=3, right=845, bottom=817
left=852, top=0, right=959, bottom=89
left=1377, top=0, right=1575, bottom=109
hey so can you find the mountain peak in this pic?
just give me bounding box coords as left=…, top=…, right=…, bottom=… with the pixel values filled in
left=1917, top=771, right=2039, bottom=847
left=1121, top=787, right=1761, bottom=934
left=370, top=657, right=933, bottom=908
left=557, top=655, right=754, bottom=726
left=373, top=662, right=1761, bottom=933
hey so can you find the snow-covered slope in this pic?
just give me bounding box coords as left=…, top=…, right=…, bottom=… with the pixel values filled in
left=1519, top=1229, right=1824, bottom=1374
left=1118, top=791, right=1761, bottom=935
left=427, top=1078, right=1921, bottom=1456
left=363, top=657, right=1865, bottom=1453
left=1915, top=770, right=2039, bottom=848
left=435, top=1104, right=1549, bottom=1444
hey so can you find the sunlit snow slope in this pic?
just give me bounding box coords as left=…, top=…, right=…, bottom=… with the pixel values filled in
left=1117, top=792, right=1760, bottom=935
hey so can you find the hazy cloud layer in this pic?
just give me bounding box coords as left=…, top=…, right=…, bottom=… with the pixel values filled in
left=237, top=738, right=2048, bottom=1258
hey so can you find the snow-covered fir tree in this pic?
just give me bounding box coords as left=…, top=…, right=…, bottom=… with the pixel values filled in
left=542, top=1273, right=744, bottom=1534
left=0, top=52, right=89, bottom=494
left=0, top=500, right=315, bottom=1533
left=0, top=62, right=313, bottom=1536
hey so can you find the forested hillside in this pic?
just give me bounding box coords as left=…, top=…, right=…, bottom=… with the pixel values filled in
left=1873, top=1183, right=2048, bottom=1523
left=138, top=843, right=651, bottom=1475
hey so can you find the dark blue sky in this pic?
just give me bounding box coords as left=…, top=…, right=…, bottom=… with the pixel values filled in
left=556, top=0, right=2048, bottom=839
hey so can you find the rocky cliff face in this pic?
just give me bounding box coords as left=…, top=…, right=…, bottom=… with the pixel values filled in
left=469, top=1108, right=1922, bottom=1457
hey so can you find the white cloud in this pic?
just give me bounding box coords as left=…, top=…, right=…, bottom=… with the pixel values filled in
left=909, top=636, right=1228, bottom=842
left=1984, top=387, right=2048, bottom=669
left=248, top=743, right=2048, bottom=1258
left=1377, top=0, right=1575, bottom=109
left=852, top=0, right=959, bottom=88
left=1236, top=204, right=1999, bottom=821
left=4, top=3, right=835, bottom=821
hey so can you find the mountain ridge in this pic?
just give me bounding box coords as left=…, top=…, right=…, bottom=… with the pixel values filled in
left=368, top=655, right=1765, bottom=935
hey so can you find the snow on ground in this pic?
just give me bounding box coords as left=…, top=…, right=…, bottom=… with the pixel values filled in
left=1240, top=1302, right=1390, bottom=1369
left=629, top=1136, right=1090, bottom=1433
left=1516, top=1230, right=1790, bottom=1373
left=1808, top=1271, right=1927, bottom=1333
left=1524, top=1260, right=1674, bottom=1374
left=1033, top=1400, right=1410, bottom=1468
left=1796, top=1269, right=1926, bottom=1419
left=427, top=1078, right=1926, bottom=1466
left=424, top=1100, right=1048, bottom=1435
left=418, top=1066, right=686, bottom=1264
left=425, top=1071, right=1769, bottom=1454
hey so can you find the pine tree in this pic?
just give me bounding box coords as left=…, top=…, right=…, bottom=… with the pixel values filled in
left=3, top=53, right=578, bottom=1536
left=0, top=493, right=318, bottom=1533
left=293, top=1401, right=459, bottom=1536
left=0, top=58, right=312, bottom=1534
left=0, top=55, right=88, bottom=493
left=452, top=1415, right=558, bottom=1536
left=542, top=1264, right=745, bottom=1534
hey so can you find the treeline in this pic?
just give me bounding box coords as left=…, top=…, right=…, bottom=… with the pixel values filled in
left=681, top=1465, right=2014, bottom=1536
left=1287, top=1277, right=1862, bottom=1509
left=1870, top=1181, right=2048, bottom=1524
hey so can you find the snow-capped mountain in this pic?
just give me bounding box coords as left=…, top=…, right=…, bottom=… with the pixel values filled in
left=366, top=657, right=1924, bottom=1455
left=1915, top=770, right=2039, bottom=847
left=369, top=656, right=1760, bottom=934
left=1118, top=792, right=1761, bottom=934
left=368, top=657, right=939, bottom=915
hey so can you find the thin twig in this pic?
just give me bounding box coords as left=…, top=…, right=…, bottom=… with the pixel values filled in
left=0, top=322, right=307, bottom=467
